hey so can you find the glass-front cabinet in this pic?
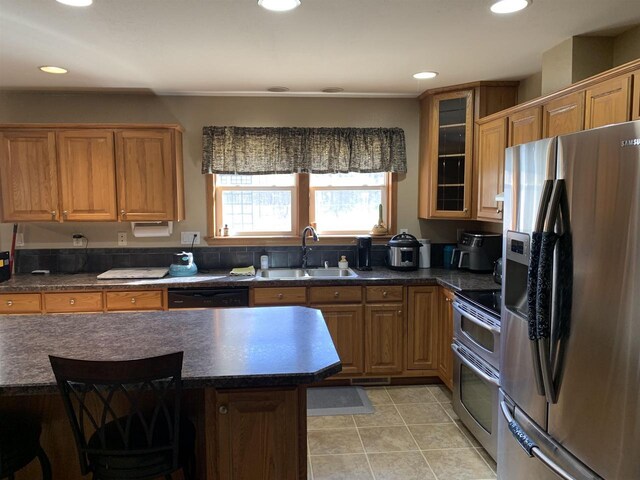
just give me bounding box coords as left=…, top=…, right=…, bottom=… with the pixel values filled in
left=426, top=90, right=474, bottom=218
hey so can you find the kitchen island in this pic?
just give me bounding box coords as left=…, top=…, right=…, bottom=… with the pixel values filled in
left=0, top=306, right=341, bottom=480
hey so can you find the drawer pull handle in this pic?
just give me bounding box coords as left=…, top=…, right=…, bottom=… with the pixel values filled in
left=131, top=298, right=136, bottom=304
left=334, top=292, right=339, bottom=297
left=69, top=298, right=76, bottom=305
left=6, top=301, right=13, bottom=307
left=219, top=405, right=228, bottom=415
left=277, top=293, right=284, bottom=299
left=382, top=291, right=388, bottom=297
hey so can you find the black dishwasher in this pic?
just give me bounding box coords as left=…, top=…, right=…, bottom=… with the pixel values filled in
left=167, top=287, right=249, bottom=309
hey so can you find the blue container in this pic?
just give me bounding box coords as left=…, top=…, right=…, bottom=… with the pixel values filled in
left=443, top=245, right=455, bottom=269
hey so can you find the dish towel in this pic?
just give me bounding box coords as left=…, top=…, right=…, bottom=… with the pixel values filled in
left=229, top=266, right=256, bottom=276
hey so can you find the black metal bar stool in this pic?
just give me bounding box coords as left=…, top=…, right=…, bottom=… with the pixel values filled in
left=0, top=412, right=52, bottom=480
left=49, top=352, right=195, bottom=480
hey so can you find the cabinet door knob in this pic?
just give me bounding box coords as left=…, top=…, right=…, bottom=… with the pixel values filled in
left=50, top=210, right=57, bottom=219
left=398, top=310, right=403, bottom=315
left=130, top=297, right=136, bottom=304
left=463, top=208, right=468, bottom=213
left=219, top=405, right=228, bottom=415
left=382, top=291, right=388, bottom=297
left=6, top=300, right=13, bottom=307
left=69, top=298, right=76, bottom=305
left=277, top=293, right=284, bottom=299
left=121, top=209, right=127, bottom=219
left=62, top=210, right=68, bottom=218
left=496, top=208, right=503, bottom=214
left=334, top=291, right=339, bottom=297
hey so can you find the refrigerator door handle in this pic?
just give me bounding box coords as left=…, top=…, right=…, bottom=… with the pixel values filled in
left=500, top=400, right=581, bottom=480
left=451, top=344, right=499, bottom=386
left=528, top=178, right=554, bottom=396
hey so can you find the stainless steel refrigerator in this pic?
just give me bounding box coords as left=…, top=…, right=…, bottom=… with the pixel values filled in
left=499, top=120, right=640, bottom=480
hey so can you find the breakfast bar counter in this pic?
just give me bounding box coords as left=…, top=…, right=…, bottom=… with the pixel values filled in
left=0, top=306, right=341, bottom=479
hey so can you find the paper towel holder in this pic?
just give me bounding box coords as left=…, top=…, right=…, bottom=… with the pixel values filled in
left=130, top=221, right=174, bottom=238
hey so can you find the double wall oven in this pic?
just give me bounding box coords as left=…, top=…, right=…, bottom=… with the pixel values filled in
left=452, top=289, right=501, bottom=460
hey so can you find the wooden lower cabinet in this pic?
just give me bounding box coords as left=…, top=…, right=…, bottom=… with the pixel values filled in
left=0, top=293, right=41, bottom=314
left=365, top=304, right=404, bottom=375
left=253, top=287, right=306, bottom=306
left=316, top=304, right=364, bottom=376
left=105, top=290, right=164, bottom=311
left=438, top=288, right=455, bottom=390
left=210, top=387, right=303, bottom=480
left=406, top=286, right=438, bottom=370
left=43, top=291, right=103, bottom=313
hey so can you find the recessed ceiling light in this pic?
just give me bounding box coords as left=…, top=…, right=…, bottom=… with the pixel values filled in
left=268, top=86, right=290, bottom=92
left=413, top=71, right=438, bottom=80
left=39, top=66, right=68, bottom=74
left=258, top=0, right=301, bottom=12
left=322, top=87, right=344, bottom=93
left=56, top=0, right=93, bottom=6
left=490, top=0, right=530, bottom=14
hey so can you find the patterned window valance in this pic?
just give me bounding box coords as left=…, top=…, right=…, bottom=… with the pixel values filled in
left=202, top=126, right=407, bottom=174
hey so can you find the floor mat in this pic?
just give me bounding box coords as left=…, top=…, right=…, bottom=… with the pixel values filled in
left=307, top=386, right=374, bottom=416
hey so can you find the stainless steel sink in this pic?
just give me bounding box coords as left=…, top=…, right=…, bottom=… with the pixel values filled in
left=255, top=267, right=358, bottom=279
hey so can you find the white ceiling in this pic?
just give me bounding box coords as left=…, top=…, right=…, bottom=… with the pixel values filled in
left=1, top=0, right=639, bottom=97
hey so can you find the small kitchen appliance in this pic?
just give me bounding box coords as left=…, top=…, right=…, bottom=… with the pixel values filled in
left=169, top=252, right=198, bottom=277
left=0, top=252, right=10, bottom=283
left=493, top=257, right=502, bottom=284
left=452, top=232, right=502, bottom=272
left=356, top=236, right=372, bottom=271
left=387, top=233, right=422, bottom=271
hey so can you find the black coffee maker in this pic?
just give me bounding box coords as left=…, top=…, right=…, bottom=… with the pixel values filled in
left=356, top=236, right=372, bottom=271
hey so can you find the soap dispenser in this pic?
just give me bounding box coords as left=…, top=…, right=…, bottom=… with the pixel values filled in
left=338, top=255, right=349, bottom=269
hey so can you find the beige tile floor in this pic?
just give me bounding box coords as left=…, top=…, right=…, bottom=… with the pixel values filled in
left=307, top=385, right=497, bottom=480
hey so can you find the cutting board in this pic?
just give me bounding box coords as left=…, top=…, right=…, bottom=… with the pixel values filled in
left=97, top=268, right=169, bottom=280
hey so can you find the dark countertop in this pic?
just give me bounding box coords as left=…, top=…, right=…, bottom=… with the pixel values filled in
left=0, top=306, right=341, bottom=396
left=0, top=268, right=499, bottom=292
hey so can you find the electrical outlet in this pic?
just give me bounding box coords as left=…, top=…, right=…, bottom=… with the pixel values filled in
left=181, top=231, right=201, bottom=245
left=15, top=233, right=24, bottom=247
left=72, top=234, right=83, bottom=247
left=400, top=228, right=409, bottom=234
left=117, top=231, right=127, bottom=246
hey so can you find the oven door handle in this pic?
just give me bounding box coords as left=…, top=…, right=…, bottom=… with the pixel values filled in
left=452, top=303, right=500, bottom=334
left=451, top=344, right=499, bottom=387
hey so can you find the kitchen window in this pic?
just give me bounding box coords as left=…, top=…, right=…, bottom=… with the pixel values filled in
left=207, top=172, right=396, bottom=243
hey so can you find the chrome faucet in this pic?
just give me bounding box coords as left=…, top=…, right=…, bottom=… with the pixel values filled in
left=301, top=225, right=319, bottom=269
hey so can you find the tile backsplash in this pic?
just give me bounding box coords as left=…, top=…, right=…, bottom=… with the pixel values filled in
left=15, top=244, right=450, bottom=274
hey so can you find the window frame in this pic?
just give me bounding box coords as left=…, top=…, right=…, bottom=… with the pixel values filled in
left=206, top=172, right=397, bottom=245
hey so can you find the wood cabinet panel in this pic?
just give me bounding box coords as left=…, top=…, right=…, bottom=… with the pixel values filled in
left=57, top=130, right=117, bottom=221
left=115, top=129, right=175, bottom=221
left=317, top=305, right=364, bottom=375
left=406, top=286, right=438, bottom=371
left=365, top=304, right=404, bottom=374
left=508, top=106, right=542, bottom=147
left=438, top=288, right=455, bottom=390
left=476, top=117, right=507, bottom=222
left=0, top=131, right=59, bottom=222
left=542, top=91, right=585, bottom=137
left=105, top=290, right=164, bottom=311
left=365, top=285, right=403, bottom=303
left=585, top=74, right=632, bottom=129
left=214, top=388, right=300, bottom=480
left=309, top=286, right=362, bottom=304
left=43, top=292, right=103, bottom=313
left=632, top=70, right=640, bottom=121
left=0, top=293, right=41, bottom=314
left=253, top=287, right=306, bottom=306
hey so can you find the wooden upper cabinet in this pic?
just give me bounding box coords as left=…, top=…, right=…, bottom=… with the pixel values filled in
left=585, top=74, right=632, bottom=129
left=508, top=106, right=542, bottom=147
left=542, top=91, right=585, bottom=137
left=0, top=130, right=59, bottom=222
left=427, top=90, right=474, bottom=219
left=406, top=286, right=438, bottom=371
left=476, top=117, right=507, bottom=222
left=57, top=130, right=118, bottom=221
left=632, top=70, right=640, bottom=121
left=115, top=129, right=178, bottom=221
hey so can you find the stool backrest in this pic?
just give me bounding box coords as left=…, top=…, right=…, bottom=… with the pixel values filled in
left=49, top=352, right=184, bottom=476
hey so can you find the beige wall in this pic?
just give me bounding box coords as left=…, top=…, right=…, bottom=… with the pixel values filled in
left=571, top=36, right=614, bottom=83
left=613, top=24, right=640, bottom=66
left=0, top=91, right=471, bottom=251
left=541, top=38, right=573, bottom=95
left=517, top=71, right=542, bottom=103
